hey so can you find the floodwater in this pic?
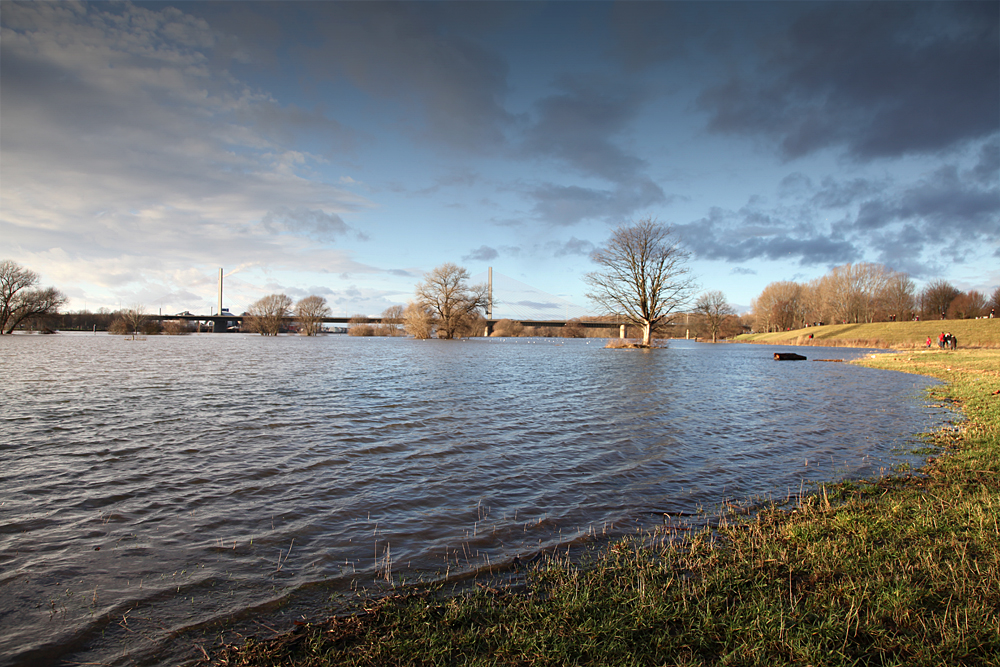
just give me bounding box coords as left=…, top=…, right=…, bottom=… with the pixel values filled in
left=0, top=333, right=949, bottom=666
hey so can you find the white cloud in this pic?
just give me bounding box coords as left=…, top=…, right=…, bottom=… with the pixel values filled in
left=0, top=2, right=373, bottom=309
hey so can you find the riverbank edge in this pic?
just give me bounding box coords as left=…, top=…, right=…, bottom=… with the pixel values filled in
left=735, top=319, right=1000, bottom=350
left=200, top=350, right=1000, bottom=667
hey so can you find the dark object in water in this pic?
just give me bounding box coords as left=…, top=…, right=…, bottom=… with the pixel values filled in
left=774, top=352, right=807, bottom=361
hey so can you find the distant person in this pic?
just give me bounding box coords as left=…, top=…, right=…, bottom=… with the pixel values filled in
left=950, top=334, right=957, bottom=350
left=939, top=332, right=946, bottom=349
left=926, top=336, right=932, bottom=348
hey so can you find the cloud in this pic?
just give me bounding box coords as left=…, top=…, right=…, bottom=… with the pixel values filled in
left=731, top=267, right=757, bottom=276
left=526, top=179, right=667, bottom=226
left=463, top=245, right=500, bottom=262
left=676, top=206, right=861, bottom=266
left=522, top=74, right=649, bottom=182
left=260, top=207, right=352, bottom=242
left=698, top=2, right=999, bottom=160
left=678, top=140, right=999, bottom=276
left=811, top=177, right=887, bottom=209
left=548, top=237, right=596, bottom=257
left=304, top=3, right=514, bottom=152
left=0, top=2, right=373, bottom=295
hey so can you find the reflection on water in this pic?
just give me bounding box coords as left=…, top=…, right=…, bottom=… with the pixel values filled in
left=0, top=334, right=948, bottom=665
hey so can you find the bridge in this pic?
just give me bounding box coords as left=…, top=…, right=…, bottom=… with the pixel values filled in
left=150, top=313, right=628, bottom=337
left=151, top=268, right=628, bottom=336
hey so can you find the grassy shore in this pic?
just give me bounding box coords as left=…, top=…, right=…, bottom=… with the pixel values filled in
left=203, top=350, right=1000, bottom=666
left=736, top=318, right=1000, bottom=349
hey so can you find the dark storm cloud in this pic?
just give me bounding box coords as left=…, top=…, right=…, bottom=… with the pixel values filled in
left=852, top=165, right=998, bottom=238
left=527, top=178, right=666, bottom=226
left=811, top=177, right=886, bottom=210
left=522, top=75, right=649, bottom=182
left=675, top=207, right=861, bottom=265
left=463, top=245, right=499, bottom=262
left=681, top=143, right=998, bottom=274
left=304, top=3, right=514, bottom=152
left=699, top=2, right=999, bottom=160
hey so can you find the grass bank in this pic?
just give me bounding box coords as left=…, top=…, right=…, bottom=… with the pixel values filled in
left=202, top=351, right=1000, bottom=666
left=736, top=319, right=1000, bottom=349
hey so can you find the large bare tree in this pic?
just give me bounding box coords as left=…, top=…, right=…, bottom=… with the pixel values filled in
left=585, top=219, right=695, bottom=346
left=1, top=260, right=67, bottom=334
left=246, top=294, right=293, bottom=335
left=414, top=263, right=489, bottom=339
left=295, top=295, right=330, bottom=336
left=751, top=281, right=805, bottom=332
left=694, top=290, right=736, bottom=343
left=920, top=279, right=960, bottom=320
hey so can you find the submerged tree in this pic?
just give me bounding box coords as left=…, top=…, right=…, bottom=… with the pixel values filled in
left=0, top=260, right=67, bottom=334
left=403, top=301, right=435, bottom=339
left=694, top=290, right=736, bottom=343
left=414, top=263, right=489, bottom=339
left=246, top=293, right=292, bottom=335
left=108, top=305, right=150, bottom=339
left=584, top=219, right=696, bottom=347
left=376, top=304, right=406, bottom=336
left=295, top=295, right=330, bottom=336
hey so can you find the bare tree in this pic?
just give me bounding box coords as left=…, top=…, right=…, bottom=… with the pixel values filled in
left=948, top=291, right=987, bottom=319
left=584, top=219, right=696, bottom=347
left=1, top=260, right=68, bottom=334
left=813, top=263, right=893, bottom=324
left=751, top=281, right=805, bottom=332
left=990, top=286, right=1000, bottom=318
left=491, top=318, right=524, bottom=337
left=246, top=294, right=292, bottom=335
left=881, top=271, right=916, bottom=321
left=376, top=305, right=405, bottom=336
left=348, top=314, right=375, bottom=336
left=920, top=280, right=960, bottom=320
left=403, top=301, right=435, bottom=339
left=415, top=263, right=488, bottom=339
left=108, top=305, right=149, bottom=339
left=694, top=290, right=736, bottom=343
left=295, top=295, right=330, bottom=336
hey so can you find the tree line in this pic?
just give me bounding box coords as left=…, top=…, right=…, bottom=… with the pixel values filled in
left=750, top=263, right=1000, bottom=332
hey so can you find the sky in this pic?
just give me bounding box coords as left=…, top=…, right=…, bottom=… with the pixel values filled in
left=1, top=1, right=998, bottom=318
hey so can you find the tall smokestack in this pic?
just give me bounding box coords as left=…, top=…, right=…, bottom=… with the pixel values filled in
left=218, top=268, right=223, bottom=316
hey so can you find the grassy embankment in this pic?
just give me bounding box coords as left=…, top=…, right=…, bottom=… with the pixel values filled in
left=737, top=318, right=1000, bottom=349
left=204, top=350, right=1000, bottom=667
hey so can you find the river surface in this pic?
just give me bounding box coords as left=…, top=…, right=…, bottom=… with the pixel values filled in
left=0, top=333, right=950, bottom=666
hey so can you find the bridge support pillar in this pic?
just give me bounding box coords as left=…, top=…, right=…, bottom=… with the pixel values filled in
left=620, top=324, right=626, bottom=339
left=210, top=317, right=230, bottom=333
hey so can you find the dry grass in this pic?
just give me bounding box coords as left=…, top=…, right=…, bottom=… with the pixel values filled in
left=740, top=319, right=1000, bottom=349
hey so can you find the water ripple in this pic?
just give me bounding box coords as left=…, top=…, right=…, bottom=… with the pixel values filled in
left=0, top=334, right=948, bottom=666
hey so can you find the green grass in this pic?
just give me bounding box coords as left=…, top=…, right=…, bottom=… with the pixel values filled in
left=736, top=319, right=1000, bottom=349
left=201, top=350, right=1000, bottom=666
